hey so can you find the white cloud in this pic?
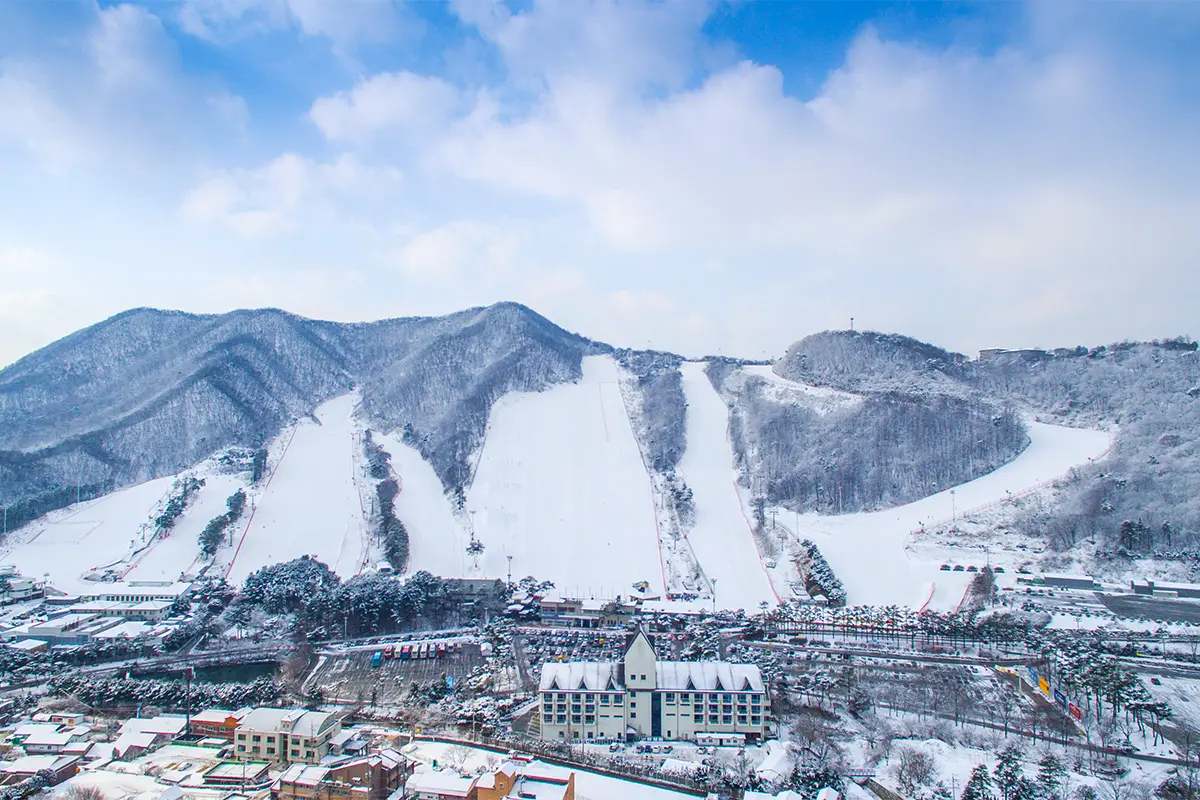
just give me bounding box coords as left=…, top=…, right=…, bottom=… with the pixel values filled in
left=392, top=221, right=520, bottom=283
left=0, top=61, right=85, bottom=168
left=181, top=153, right=400, bottom=237
left=90, top=3, right=177, bottom=90
left=179, top=0, right=403, bottom=50
left=310, top=71, right=461, bottom=143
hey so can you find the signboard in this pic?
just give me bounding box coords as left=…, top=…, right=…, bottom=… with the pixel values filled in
left=1068, top=703, right=1083, bottom=721
left=1053, top=689, right=1068, bottom=708
left=1038, top=678, right=1050, bottom=695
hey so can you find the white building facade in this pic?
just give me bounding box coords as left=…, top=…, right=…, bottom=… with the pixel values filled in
left=537, top=629, right=769, bottom=743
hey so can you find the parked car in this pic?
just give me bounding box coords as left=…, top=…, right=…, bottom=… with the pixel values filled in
left=383, top=644, right=395, bottom=659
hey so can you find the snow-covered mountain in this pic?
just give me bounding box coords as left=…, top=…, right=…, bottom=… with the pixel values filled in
left=2, top=307, right=1197, bottom=608
left=0, top=303, right=604, bottom=529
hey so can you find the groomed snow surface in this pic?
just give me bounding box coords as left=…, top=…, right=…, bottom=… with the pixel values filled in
left=226, top=393, right=369, bottom=583
left=778, top=419, right=1112, bottom=609
left=374, top=432, right=469, bottom=578
left=126, top=474, right=245, bottom=582
left=466, top=356, right=665, bottom=597
left=678, top=362, right=778, bottom=611
left=1, top=476, right=178, bottom=595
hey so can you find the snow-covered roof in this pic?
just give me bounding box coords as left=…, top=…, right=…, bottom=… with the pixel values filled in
left=656, top=660, right=764, bottom=692
left=404, top=769, right=475, bottom=796
left=13, top=722, right=63, bottom=738
left=504, top=776, right=570, bottom=799
left=7, top=639, right=48, bottom=651
left=119, top=715, right=188, bottom=737
left=538, top=662, right=623, bottom=693
left=538, top=658, right=763, bottom=693
left=113, top=732, right=159, bottom=756
left=278, top=764, right=328, bottom=787
left=190, top=708, right=247, bottom=725
left=0, top=754, right=79, bottom=774
left=239, top=708, right=336, bottom=737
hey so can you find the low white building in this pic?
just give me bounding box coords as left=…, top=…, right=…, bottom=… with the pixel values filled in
left=233, top=708, right=341, bottom=765
left=538, top=628, right=769, bottom=743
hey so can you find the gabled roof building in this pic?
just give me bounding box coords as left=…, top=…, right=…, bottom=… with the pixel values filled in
left=537, top=628, right=769, bottom=743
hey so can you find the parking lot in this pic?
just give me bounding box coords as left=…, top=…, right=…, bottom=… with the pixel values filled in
left=309, top=639, right=486, bottom=704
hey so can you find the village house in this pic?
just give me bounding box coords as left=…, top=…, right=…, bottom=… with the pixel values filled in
left=234, top=708, right=341, bottom=765
left=272, top=748, right=412, bottom=800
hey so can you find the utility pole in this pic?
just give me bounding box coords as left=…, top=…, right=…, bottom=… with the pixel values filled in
left=850, top=317, right=854, bottom=332
left=507, top=556, right=513, bottom=592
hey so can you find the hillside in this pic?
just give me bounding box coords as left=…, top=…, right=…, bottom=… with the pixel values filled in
left=0, top=303, right=603, bottom=530
left=4, top=309, right=1197, bottom=607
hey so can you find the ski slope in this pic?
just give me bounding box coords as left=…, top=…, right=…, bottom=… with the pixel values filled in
left=374, top=433, right=469, bottom=577
left=1, top=477, right=176, bottom=594
left=226, top=393, right=368, bottom=583
left=466, top=356, right=664, bottom=597
left=678, top=362, right=779, bottom=610
left=125, top=474, right=246, bottom=582
left=779, top=419, right=1113, bottom=609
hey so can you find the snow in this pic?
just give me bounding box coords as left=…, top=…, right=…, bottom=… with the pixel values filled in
left=742, top=365, right=864, bottom=415
left=226, top=393, right=369, bottom=583
left=374, top=433, right=470, bottom=578
left=404, top=741, right=694, bottom=800
left=778, top=420, right=1112, bottom=609
left=1, top=477, right=176, bottom=594
left=467, top=356, right=665, bottom=597
left=678, top=361, right=778, bottom=610
left=125, top=475, right=245, bottom=582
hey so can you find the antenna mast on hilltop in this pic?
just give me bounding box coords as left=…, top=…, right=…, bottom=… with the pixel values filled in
left=850, top=317, right=855, bottom=332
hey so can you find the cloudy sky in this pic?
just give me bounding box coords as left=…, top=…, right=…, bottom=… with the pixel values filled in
left=1, top=1, right=1198, bottom=367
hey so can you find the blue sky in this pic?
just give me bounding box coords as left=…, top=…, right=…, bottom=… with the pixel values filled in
left=1, top=0, right=1198, bottom=366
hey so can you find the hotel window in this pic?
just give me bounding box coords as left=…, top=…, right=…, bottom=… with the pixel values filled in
left=722, top=694, right=732, bottom=703
left=708, top=715, right=719, bottom=724
left=751, top=716, right=761, bottom=725
left=751, top=695, right=761, bottom=705
left=680, top=695, right=690, bottom=705
left=586, top=694, right=595, bottom=702
left=665, top=693, right=675, bottom=703
left=556, top=716, right=566, bottom=725
left=585, top=716, right=595, bottom=724
left=573, top=694, right=581, bottom=702
left=572, top=715, right=581, bottom=724
left=723, top=715, right=732, bottom=725
left=599, top=695, right=610, bottom=706
left=737, top=716, right=747, bottom=725
left=693, top=714, right=703, bottom=723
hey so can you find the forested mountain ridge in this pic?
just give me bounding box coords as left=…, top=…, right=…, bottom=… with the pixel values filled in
left=4, top=310, right=1198, bottom=559
left=0, top=303, right=604, bottom=528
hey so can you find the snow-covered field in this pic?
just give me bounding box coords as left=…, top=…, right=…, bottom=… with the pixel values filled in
left=466, top=356, right=665, bottom=597
left=126, top=474, right=246, bottom=582
left=1, top=477, right=177, bottom=594
left=776, top=420, right=1113, bottom=609
left=678, top=362, right=779, bottom=610
left=742, top=364, right=864, bottom=415
left=375, top=432, right=469, bottom=577
left=226, top=393, right=369, bottom=583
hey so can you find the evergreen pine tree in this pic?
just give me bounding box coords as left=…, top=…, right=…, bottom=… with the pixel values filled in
left=994, top=745, right=1024, bottom=800
left=961, top=764, right=994, bottom=800
left=1036, top=753, right=1065, bottom=799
